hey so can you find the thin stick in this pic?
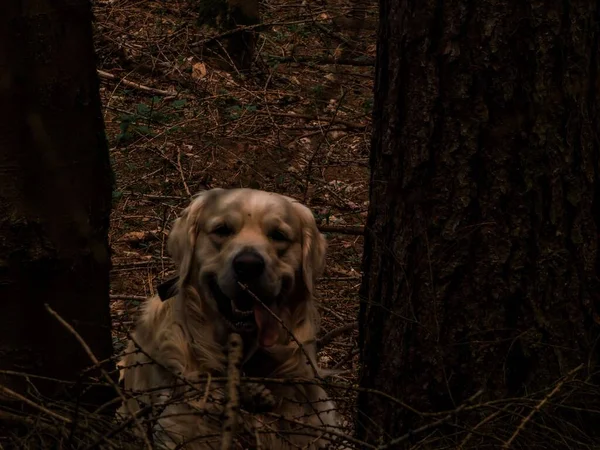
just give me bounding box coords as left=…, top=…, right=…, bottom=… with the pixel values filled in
left=0, top=383, right=71, bottom=424
left=502, top=364, right=584, bottom=449
left=97, top=69, right=175, bottom=97
left=45, top=304, right=153, bottom=450
left=176, top=147, right=192, bottom=197
left=264, top=412, right=374, bottom=449
left=317, top=322, right=358, bottom=350
left=378, top=390, right=485, bottom=449
left=317, top=304, right=346, bottom=322
left=458, top=408, right=504, bottom=449
left=318, top=225, right=364, bottom=235
left=267, top=55, right=375, bottom=67
left=236, top=283, right=322, bottom=380
left=254, top=111, right=368, bottom=130
left=110, top=294, right=147, bottom=301
left=220, top=333, right=243, bottom=450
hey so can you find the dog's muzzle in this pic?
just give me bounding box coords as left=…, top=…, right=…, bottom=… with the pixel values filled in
left=156, top=249, right=283, bottom=348
left=220, top=249, right=281, bottom=348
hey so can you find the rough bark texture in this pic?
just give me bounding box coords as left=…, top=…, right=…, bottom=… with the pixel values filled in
left=358, top=0, right=600, bottom=446
left=197, top=0, right=260, bottom=71
left=226, top=0, right=260, bottom=71
left=0, top=0, right=114, bottom=402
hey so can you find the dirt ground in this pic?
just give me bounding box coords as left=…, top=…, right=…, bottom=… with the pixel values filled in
left=93, top=0, right=376, bottom=439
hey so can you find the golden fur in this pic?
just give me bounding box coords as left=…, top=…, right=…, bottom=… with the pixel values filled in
left=118, top=188, right=338, bottom=449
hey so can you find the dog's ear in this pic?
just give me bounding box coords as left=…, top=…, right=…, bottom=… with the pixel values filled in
left=287, top=200, right=327, bottom=295
left=168, top=189, right=220, bottom=283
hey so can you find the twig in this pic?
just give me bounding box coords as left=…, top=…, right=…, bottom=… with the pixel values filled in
left=317, top=304, right=347, bottom=322
left=303, top=88, right=347, bottom=203
left=332, top=348, right=359, bottom=370
left=121, top=191, right=188, bottom=201
left=311, top=22, right=353, bottom=47
left=265, top=412, right=374, bottom=449
left=97, top=69, right=176, bottom=97
left=458, top=408, right=504, bottom=449
left=236, top=283, right=322, bottom=380
left=317, top=322, right=358, bottom=350
left=112, top=259, right=172, bottom=269
left=318, top=224, right=364, bottom=235
left=268, top=55, right=375, bottom=67
left=220, top=333, right=243, bottom=450
left=254, top=110, right=368, bottom=130
left=321, top=276, right=361, bottom=282
left=0, top=409, right=61, bottom=433
left=377, top=389, right=485, bottom=449
left=502, top=364, right=584, bottom=449
left=110, top=294, right=147, bottom=301
left=45, top=304, right=153, bottom=450
left=176, top=148, right=192, bottom=197
left=189, top=18, right=333, bottom=48
left=0, top=384, right=71, bottom=424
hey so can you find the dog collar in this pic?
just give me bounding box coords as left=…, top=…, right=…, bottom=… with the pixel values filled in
left=157, top=276, right=179, bottom=301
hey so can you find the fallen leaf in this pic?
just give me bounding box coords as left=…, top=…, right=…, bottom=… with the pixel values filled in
left=192, top=62, right=207, bottom=80
left=120, top=229, right=165, bottom=244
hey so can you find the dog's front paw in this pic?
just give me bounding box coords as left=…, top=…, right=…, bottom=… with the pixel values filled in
left=240, top=382, right=276, bottom=413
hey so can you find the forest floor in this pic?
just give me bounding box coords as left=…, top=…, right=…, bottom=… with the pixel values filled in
left=94, top=0, right=377, bottom=441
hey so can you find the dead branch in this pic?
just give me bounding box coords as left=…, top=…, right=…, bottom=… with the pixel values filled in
left=110, top=294, right=147, bottom=301
left=118, top=229, right=166, bottom=244
left=268, top=55, right=375, bottom=67
left=317, top=322, right=358, bottom=350
left=303, top=88, right=348, bottom=202
left=378, top=389, right=485, bottom=449
left=189, top=18, right=333, bottom=48
left=318, top=224, right=364, bottom=235
left=265, top=411, right=374, bottom=449
left=220, top=333, right=244, bottom=450
left=97, top=69, right=176, bottom=97
left=502, top=364, right=584, bottom=449
left=0, top=384, right=71, bottom=424
left=237, top=282, right=323, bottom=380
left=45, top=304, right=153, bottom=450
left=254, top=110, right=368, bottom=130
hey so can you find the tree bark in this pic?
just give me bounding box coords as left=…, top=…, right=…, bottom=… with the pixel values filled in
left=0, top=0, right=114, bottom=403
left=226, top=0, right=260, bottom=71
left=358, top=0, right=600, bottom=447
left=197, top=0, right=260, bottom=72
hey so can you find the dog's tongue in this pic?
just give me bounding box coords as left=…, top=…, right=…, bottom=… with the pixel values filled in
left=253, top=303, right=280, bottom=347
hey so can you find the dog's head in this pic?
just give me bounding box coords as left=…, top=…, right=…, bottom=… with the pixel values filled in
left=167, top=188, right=326, bottom=348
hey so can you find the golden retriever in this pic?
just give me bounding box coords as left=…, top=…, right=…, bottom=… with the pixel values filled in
left=118, top=188, right=338, bottom=449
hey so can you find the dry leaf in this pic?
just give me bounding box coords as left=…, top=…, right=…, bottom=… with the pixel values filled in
left=192, top=62, right=207, bottom=80
left=334, top=45, right=344, bottom=59
left=120, top=229, right=165, bottom=244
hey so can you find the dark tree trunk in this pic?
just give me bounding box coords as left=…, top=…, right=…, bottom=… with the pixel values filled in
left=197, top=0, right=260, bottom=72
left=0, top=0, right=114, bottom=403
left=358, top=0, right=600, bottom=447
left=226, top=0, right=260, bottom=71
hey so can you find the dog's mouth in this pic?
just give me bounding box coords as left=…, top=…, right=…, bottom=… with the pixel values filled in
left=208, top=277, right=281, bottom=348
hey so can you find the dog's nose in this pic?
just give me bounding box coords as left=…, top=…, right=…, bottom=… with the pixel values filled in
left=233, top=250, right=265, bottom=280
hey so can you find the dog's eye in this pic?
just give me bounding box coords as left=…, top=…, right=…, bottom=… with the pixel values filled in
left=269, top=229, right=289, bottom=242
left=212, top=224, right=233, bottom=237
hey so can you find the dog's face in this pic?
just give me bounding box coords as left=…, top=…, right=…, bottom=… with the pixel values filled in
left=168, top=188, right=326, bottom=348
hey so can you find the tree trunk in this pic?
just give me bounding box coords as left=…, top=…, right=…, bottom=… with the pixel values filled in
left=0, top=0, right=114, bottom=403
left=226, top=0, right=260, bottom=71
left=197, top=0, right=260, bottom=72
left=358, top=0, right=600, bottom=447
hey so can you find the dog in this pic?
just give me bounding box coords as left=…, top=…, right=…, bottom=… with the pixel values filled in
left=118, top=188, right=338, bottom=449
